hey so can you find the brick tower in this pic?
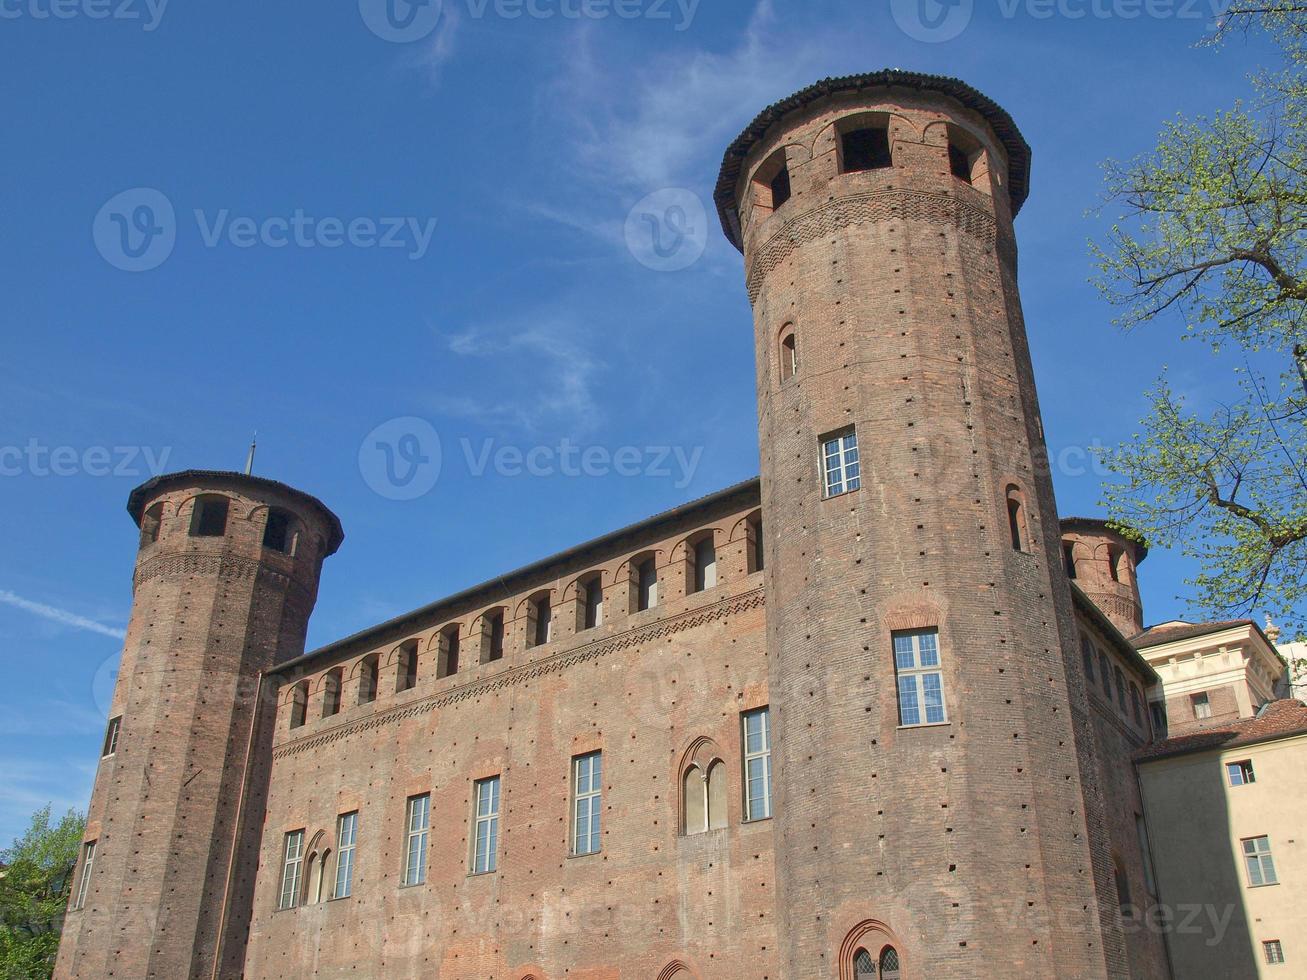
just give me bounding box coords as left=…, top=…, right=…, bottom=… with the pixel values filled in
left=716, top=72, right=1127, bottom=977
left=1061, top=517, right=1147, bottom=637
left=54, top=471, right=342, bottom=980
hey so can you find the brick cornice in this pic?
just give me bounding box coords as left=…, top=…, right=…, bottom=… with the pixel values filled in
left=272, top=586, right=766, bottom=759
left=745, top=189, right=1002, bottom=301
left=133, top=551, right=314, bottom=603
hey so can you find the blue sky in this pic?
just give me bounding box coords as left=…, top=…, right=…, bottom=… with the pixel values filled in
left=0, top=0, right=1278, bottom=845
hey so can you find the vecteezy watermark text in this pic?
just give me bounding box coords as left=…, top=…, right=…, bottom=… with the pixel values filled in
left=891, top=0, right=1231, bottom=42
left=0, top=440, right=172, bottom=478
left=0, top=0, right=168, bottom=30
left=93, top=188, right=438, bottom=272
left=358, top=0, right=699, bottom=42
left=358, top=417, right=704, bottom=499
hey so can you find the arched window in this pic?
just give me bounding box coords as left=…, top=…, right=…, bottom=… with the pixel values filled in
left=779, top=326, right=797, bottom=381
left=263, top=508, right=294, bottom=553
left=1080, top=633, right=1095, bottom=683
left=1063, top=541, right=1078, bottom=579
left=946, top=123, right=982, bottom=186
left=438, top=626, right=461, bottom=677
left=1130, top=682, right=1144, bottom=726
left=322, top=668, right=342, bottom=718
left=682, top=760, right=727, bottom=834
left=689, top=534, right=717, bottom=594
left=839, top=115, right=893, bottom=173
left=707, top=760, right=727, bottom=830
left=396, top=640, right=418, bottom=693
left=480, top=609, right=505, bottom=663
left=1099, top=650, right=1113, bottom=699
left=879, top=946, right=901, bottom=980
left=1107, top=545, right=1123, bottom=582
left=289, top=681, right=308, bottom=729
left=747, top=511, right=764, bottom=574
left=189, top=495, right=229, bottom=537
left=854, top=949, right=876, bottom=980
left=529, top=595, right=552, bottom=648
left=358, top=654, right=379, bottom=706
left=580, top=574, right=604, bottom=631
left=140, top=502, right=163, bottom=546
left=1006, top=485, right=1028, bottom=552
left=754, top=147, right=791, bottom=210
left=636, top=557, right=658, bottom=611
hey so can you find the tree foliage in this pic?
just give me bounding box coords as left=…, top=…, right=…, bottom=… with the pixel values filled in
left=1093, top=3, right=1307, bottom=637
left=0, top=806, right=85, bottom=980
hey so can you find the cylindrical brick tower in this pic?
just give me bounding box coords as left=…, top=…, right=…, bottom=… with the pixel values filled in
left=1061, top=517, right=1147, bottom=637
left=55, top=471, right=342, bottom=980
left=716, top=72, right=1126, bottom=977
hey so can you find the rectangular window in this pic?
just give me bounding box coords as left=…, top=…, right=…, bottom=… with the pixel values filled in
left=472, top=776, right=501, bottom=874
left=1099, top=651, right=1113, bottom=700
left=102, top=716, right=121, bottom=757
left=1114, top=666, right=1127, bottom=712
left=1150, top=700, right=1167, bottom=734
left=821, top=430, right=860, bottom=498
left=1264, top=940, right=1285, bottom=964
left=1080, top=635, right=1095, bottom=683
left=402, top=795, right=429, bottom=886
left=742, top=707, right=773, bottom=821
left=1243, top=836, right=1278, bottom=887
left=1192, top=692, right=1212, bottom=720
left=637, top=559, right=658, bottom=611
left=333, top=811, right=358, bottom=899
left=572, top=752, right=602, bottom=856
left=278, top=829, right=304, bottom=909
left=894, top=629, right=947, bottom=727
left=693, top=538, right=717, bottom=592
left=1227, top=760, right=1256, bottom=787
left=583, top=580, right=603, bottom=630
left=841, top=127, right=892, bottom=172
left=72, top=840, right=96, bottom=910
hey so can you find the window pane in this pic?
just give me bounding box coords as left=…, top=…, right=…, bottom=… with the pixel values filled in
left=918, top=631, right=939, bottom=666
left=898, top=675, right=920, bottom=727
left=893, top=635, right=915, bottom=669
left=923, top=672, right=946, bottom=724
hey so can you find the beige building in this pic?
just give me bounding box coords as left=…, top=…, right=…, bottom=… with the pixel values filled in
left=1136, top=700, right=1307, bottom=977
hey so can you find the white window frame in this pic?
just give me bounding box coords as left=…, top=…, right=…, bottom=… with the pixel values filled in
left=1227, top=759, right=1256, bottom=787
left=333, top=811, right=357, bottom=899
left=278, top=830, right=304, bottom=909
left=472, top=776, right=500, bottom=875
left=742, top=707, right=772, bottom=821
left=821, top=429, right=860, bottom=498
left=73, top=840, right=96, bottom=910
left=1192, top=691, right=1212, bottom=720
left=1243, top=835, right=1278, bottom=887
left=572, top=753, right=602, bottom=856
left=894, top=629, right=947, bottom=727
left=1264, top=940, right=1285, bottom=964
left=402, top=795, right=429, bottom=886
left=102, top=716, right=121, bottom=758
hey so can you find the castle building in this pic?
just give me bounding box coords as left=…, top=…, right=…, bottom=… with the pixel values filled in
left=58, top=70, right=1268, bottom=979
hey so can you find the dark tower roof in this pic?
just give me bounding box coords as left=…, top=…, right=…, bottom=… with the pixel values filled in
left=127, top=470, right=344, bottom=555
left=714, top=69, right=1033, bottom=251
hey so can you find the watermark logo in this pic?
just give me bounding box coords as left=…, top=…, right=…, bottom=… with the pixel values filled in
left=624, top=188, right=707, bottom=273
left=358, top=0, right=444, bottom=42
left=93, top=188, right=176, bottom=273
left=93, top=188, right=439, bottom=271
left=891, top=0, right=973, bottom=42
left=359, top=416, right=443, bottom=500
left=0, top=0, right=169, bottom=30
left=0, top=440, right=173, bottom=478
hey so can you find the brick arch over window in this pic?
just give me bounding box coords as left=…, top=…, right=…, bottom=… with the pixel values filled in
left=1005, top=482, right=1030, bottom=553
left=675, top=528, right=722, bottom=596
left=139, top=501, right=166, bottom=546
left=476, top=606, right=507, bottom=663
left=729, top=508, right=765, bottom=574
left=677, top=736, right=727, bottom=835
left=839, top=920, right=906, bottom=980
left=656, top=960, right=697, bottom=980
left=286, top=679, right=309, bottom=730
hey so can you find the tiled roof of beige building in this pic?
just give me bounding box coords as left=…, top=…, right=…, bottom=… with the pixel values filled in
left=1135, top=699, right=1307, bottom=762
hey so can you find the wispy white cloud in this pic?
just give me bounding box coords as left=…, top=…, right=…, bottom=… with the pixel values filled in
left=429, top=315, right=604, bottom=433
left=0, top=590, right=126, bottom=640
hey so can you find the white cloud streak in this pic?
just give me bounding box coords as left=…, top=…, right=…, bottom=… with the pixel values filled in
left=0, top=590, right=126, bottom=640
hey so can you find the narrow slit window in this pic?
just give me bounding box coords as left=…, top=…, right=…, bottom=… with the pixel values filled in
left=742, top=707, right=772, bottom=821
left=102, top=716, right=121, bottom=757
left=397, top=641, right=418, bottom=692
left=949, top=142, right=972, bottom=181
left=582, top=576, right=603, bottom=630
left=485, top=611, right=505, bottom=663
left=403, top=795, right=429, bottom=886
left=769, top=165, right=791, bottom=208
left=780, top=329, right=797, bottom=381
left=693, top=537, right=717, bottom=593
left=1063, top=542, right=1077, bottom=578
left=439, top=628, right=461, bottom=677
left=637, top=559, right=658, bottom=611
left=289, top=682, right=308, bottom=730
left=73, top=840, right=96, bottom=911
left=531, top=596, right=552, bottom=647
left=333, top=811, right=357, bottom=899
left=322, top=669, right=342, bottom=718
left=572, top=752, right=602, bottom=856
left=358, top=655, right=379, bottom=706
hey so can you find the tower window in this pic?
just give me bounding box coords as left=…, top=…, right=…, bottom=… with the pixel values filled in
left=289, top=681, right=308, bottom=729
left=841, top=127, right=892, bottom=172
left=482, top=610, right=505, bottom=663
left=1227, top=760, right=1256, bottom=786
left=779, top=327, right=797, bottom=381
left=189, top=495, right=229, bottom=537
left=263, top=509, right=292, bottom=553
left=747, top=512, right=765, bottom=574
left=72, top=840, right=96, bottom=911
left=358, top=654, right=379, bottom=705
left=769, top=165, right=791, bottom=209
left=636, top=557, right=658, bottom=611
left=742, top=707, right=772, bottom=821
left=396, top=640, right=418, bottom=692
left=692, top=536, right=717, bottom=593
left=1243, top=835, right=1278, bottom=886
left=572, top=752, right=602, bottom=856
left=403, top=795, right=430, bottom=886
left=279, top=830, right=305, bottom=909
left=949, top=142, right=972, bottom=181
left=581, top=574, right=603, bottom=630
left=322, top=668, right=342, bottom=718
left=439, top=626, right=461, bottom=676
left=529, top=595, right=552, bottom=647
left=1191, top=691, right=1211, bottom=720
left=1006, top=485, right=1029, bottom=552
left=821, top=429, right=860, bottom=498
left=894, top=628, right=947, bottom=726
left=472, top=776, right=501, bottom=874
left=101, top=715, right=121, bottom=758
left=140, top=502, right=163, bottom=546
